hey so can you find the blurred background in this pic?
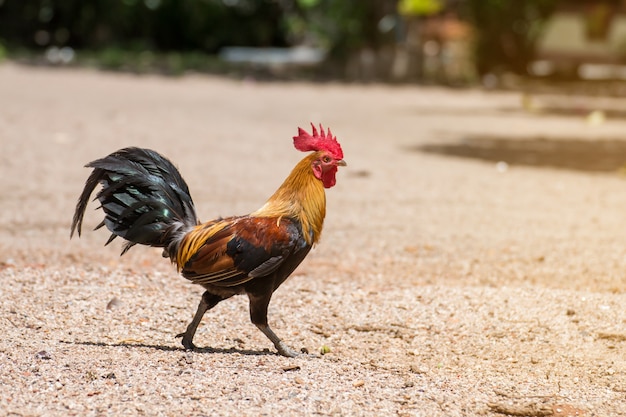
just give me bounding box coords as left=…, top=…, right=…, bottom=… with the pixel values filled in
left=2, top=0, right=626, bottom=87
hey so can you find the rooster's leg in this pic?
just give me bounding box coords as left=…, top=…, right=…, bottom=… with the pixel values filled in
left=248, top=292, right=299, bottom=358
left=256, top=323, right=300, bottom=358
left=176, top=291, right=223, bottom=350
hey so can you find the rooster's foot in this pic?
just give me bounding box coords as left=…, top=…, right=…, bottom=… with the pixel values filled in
left=175, top=332, right=197, bottom=351
left=275, top=341, right=301, bottom=358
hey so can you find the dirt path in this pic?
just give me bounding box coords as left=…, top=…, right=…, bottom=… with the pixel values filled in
left=1, top=63, right=625, bottom=416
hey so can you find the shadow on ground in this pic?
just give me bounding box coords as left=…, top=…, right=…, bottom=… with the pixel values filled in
left=415, top=136, right=626, bottom=172
left=61, top=340, right=274, bottom=356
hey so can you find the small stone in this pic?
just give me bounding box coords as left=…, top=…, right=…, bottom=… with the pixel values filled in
left=35, top=350, right=52, bottom=360
left=410, top=364, right=428, bottom=374
left=106, top=297, right=123, bottom=310
left=353, top=380, right=365, bottom=388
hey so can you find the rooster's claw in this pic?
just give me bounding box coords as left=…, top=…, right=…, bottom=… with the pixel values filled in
left=176, top=332, right=196, bottom=350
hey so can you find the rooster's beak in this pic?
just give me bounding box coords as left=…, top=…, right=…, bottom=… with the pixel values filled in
left=336, top=159, right=347, bottom=167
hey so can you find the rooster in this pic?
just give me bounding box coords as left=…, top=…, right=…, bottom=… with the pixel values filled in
left=70, top=124, right=345, bottom=357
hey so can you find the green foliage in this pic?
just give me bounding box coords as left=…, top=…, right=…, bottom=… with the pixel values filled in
left=80, top=48, right=226, bottom=75
left=0, top=0, right=288, bottom=52
left=465, top=0, right=558, bottom=75
left=99, top=47, right=126, bottom=70
left=0, top=0, right=393, bottom=76
left=398, top=0, right=443, bottom=17
left=294, top=0, right=395, bottom=61
left=0, top=0, right=558, bottom=80
left=297, top=0, right=320, bottom=8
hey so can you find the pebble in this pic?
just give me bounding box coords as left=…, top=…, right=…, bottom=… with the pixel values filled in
left=106, top=297, right=124, bottom=310
left=35, top=350, right=52, bottom=360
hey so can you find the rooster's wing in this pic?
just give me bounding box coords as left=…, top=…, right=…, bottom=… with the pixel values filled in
left=178, top=216, right=305, bottom=287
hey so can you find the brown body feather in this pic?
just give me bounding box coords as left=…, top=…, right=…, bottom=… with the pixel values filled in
left=174, top=151, right=327, bottom=275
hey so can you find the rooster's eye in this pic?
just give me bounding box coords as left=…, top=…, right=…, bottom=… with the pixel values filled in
left=323, top=156, right=331, bottom=163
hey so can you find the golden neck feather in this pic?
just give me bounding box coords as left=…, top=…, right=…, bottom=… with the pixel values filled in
left=251, top=152, right=326, bottom=245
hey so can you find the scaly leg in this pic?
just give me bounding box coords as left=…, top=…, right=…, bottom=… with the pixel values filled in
left=176, top=291, right=223, bottom=350
left=248, top=291, right=299, bottom=357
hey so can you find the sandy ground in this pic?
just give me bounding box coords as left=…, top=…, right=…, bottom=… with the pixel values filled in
left=1, top=63, right=625, bottom=416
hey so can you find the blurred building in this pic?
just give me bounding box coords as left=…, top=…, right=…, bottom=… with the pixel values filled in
left=391, top=0, right=474, bottom=84
left=535, top=0, right=626, bottom=79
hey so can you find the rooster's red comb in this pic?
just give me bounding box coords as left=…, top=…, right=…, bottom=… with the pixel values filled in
left=293, top=123, right=343, bottom=159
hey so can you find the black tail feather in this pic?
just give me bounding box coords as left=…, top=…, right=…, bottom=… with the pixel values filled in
left=71, top=147, right=198, bottom=256
left=71, top=168, right=103, bottom=238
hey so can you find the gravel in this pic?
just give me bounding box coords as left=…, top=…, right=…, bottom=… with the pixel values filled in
left=0, top=63, right=625, bottom=416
